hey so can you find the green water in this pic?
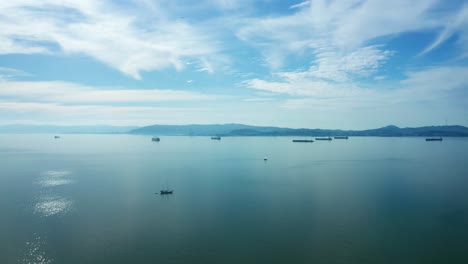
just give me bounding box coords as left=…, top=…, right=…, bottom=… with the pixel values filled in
left=1, top=135, right=467, bottom=263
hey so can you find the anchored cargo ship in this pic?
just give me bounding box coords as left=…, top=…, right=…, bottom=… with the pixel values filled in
left=292, top=139, right=314, bottom=143
left=334, top=136, right=348, bottom=139
left=425, top=137, right=443, bottom=141
left=315, top=137, right=332, bottom=141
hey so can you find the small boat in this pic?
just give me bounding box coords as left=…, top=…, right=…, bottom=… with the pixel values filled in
left=54, top=136, right=60, bottom=139
left=315, top=137, right=332, bottom=141
left=211, top=136, right=221, bottom=140
left=425, top=137, right=443, bottom=141
left=160, top=190, right=173, bottom=195
left=292, top=139, right=314, bottom=142
left=152, top=137, right=160, bottom=142
left=334, top=136, right=348, bottom=139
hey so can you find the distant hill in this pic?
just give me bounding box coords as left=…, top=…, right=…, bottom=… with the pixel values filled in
left=129, top=124, right=468, bottom=137
left=130, top=124, right=293, bottom=136
left=2, top=123, right=467, bottom=136
left=0, top=125, right=139, bottom=134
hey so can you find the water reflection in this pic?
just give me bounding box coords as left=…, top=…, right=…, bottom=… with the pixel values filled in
left=0, top=135, right=466, bottom=263
left=33, top=170, right=75, bottom=217
left=20, top=235, right=52, bottom=264
left=37, top=170, right=73, bottom=188
left=21, top=170, right=76, bottom=262
left=34, top=195, right=73, bottom=217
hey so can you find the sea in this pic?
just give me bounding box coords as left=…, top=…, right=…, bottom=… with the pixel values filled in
left=1, top=134, right=467, bottom=264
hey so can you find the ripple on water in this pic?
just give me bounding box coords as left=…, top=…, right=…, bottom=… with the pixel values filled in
left=20, top=235, right=53, bottom=264
left=38, top=170, right=73, bottom=188
left=34, top=195, right=73, bottom=217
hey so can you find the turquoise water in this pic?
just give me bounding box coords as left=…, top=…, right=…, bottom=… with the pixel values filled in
left=1, top=135, right=467, bottom=263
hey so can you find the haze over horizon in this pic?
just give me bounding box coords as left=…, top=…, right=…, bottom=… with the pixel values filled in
left=1, top=0, right=467, bottom=129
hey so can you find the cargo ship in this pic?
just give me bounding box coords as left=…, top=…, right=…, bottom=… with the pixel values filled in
left=425, top=137, right=443, bottom=141
left=292, top=139, right=314, bottom=143
left=334, top=136, right=348, bottom=139
left=315, top=137, right=332, bottom=141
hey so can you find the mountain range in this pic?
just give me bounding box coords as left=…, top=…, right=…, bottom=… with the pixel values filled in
left=1, top=123, right=467, bottom=136
left=129, top=124, right=468, bottom=137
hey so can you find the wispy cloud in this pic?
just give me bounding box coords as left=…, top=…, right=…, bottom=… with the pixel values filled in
left=245, top=66, right=468, bottom=104
left=290, top=1, right=310, bottom=10
left=400, top=66, right=468, bottom=92
left=265, top=65, right=468, bottom=128
left=234, top=0, right=468, bottom=128
left=0, top=0, right=223, bottom=79
left=236, top=0, right=461, bottom=71
left=0, top=67, right=31, bottom=80
left=420, top=3, right=468, bottom=57
left=0, top=101, right=204, bottom=125
left=242, top=45, right=394, bottom=98
left=0, top=80, right=219, bottom=103
left=243, top=97, right=276, bottom=102
left=0, top=1, right=466, bottom=128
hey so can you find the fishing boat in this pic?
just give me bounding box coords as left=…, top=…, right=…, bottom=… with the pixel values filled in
left=211, top=136, right=221, bottom=140
left=160, top=190, right=173, bottom=195
left=152, top=137, right=160, bottom=142
left=54, top=136, right=60, bottom=139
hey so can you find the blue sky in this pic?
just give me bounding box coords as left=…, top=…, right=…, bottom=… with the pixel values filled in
left=0, top=0, right=467, bottom=129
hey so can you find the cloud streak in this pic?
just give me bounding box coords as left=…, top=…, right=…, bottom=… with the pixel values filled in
left=244, top=66, right=468, bottom=105
left=420, top=3, right=468, bottom=56
left=0, top=0, right=222, bottom=79
left=236, top=0, right=465, bottom=72
left=0, top=1, right=467, bottom=128
left=0, top=80, right=219, bottom=103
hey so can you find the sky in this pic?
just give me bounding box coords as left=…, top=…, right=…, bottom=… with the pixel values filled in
left=0, top=0, right=467, bottom=129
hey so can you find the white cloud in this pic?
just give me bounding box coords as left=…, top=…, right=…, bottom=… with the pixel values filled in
left=400, top=66, right=468, bottom=92
left=0, top=80, right=219, bottom=103
left=244, top=66, right=468, bottom=105
left=243, top=45, right=393, bottom=98
left=210, top=0, right=242, bottom=10
left=0, top=1, right=466, bottom=128
left=244, top=77, right=337, bottom=97
left=243, top=97, right=276, bottom=102
left=1, top=64, right=467, bottom=127
left=254, top=65, right=468, bottom=129
left=235, top=0, right=468, bottom=128
left=0, top=99, right=295, bottom=127
left=308, top=45, right=393, bottom=82
left=237, top=0, right=462, bottom=73
left=0, top=67, right=31, bottom=81
left=0, top=101, right=203, bottom=125
left=420, top=4, right=468, bottom=56
left=0, top=0, right=222, bottom=79
left=290, top=1, right=310, bottom=10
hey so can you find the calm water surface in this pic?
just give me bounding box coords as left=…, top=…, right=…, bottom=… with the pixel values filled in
left=1, top=135, right=467, bottom=263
